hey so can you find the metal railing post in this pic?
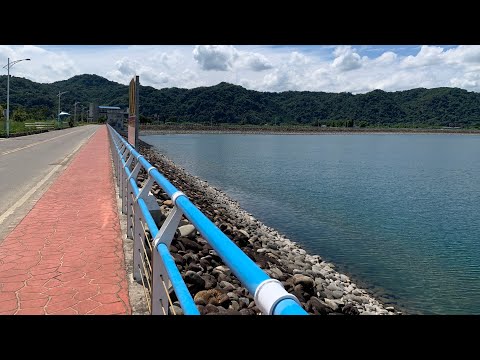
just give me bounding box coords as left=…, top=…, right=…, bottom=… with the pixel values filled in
left=113, top=141, right=120, bottom=179
left=118, top=145, right=127, bottom=189
left=113, top=133, right=119, bottom=178
left=122, top=155, right=133, bottom=215
left=109, top=129, right=119, bottom=184
left=151, top=250, right=170, bottom=315
left=123, top=180, right=129, bottom=215
left=116, top=141, right=122, bottom=185
left=133, top=200, right=144, bottom=281
left=127, top=180, right=134, bottom=239
left=127, top=159, right=143, bottom=240
left=151, top=203, right=183, bottom=315
left=120, top=169, right=125, bottom=214
left=119, top=150, right=131, bottom=215
left=117, top=146, right=122, bottom=187
left=110, top=135, right=116, bottom=178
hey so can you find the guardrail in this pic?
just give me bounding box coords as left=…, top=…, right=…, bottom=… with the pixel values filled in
left=107, top=124, right=307, bottom=315
left=24, top=121, right=55, bottom=130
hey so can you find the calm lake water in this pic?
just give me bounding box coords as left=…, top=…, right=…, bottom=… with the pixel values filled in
left=141, top=133, right=480, bottom=314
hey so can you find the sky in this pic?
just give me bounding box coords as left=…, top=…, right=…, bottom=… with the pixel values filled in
left=1, top=45, right=479, bottom=94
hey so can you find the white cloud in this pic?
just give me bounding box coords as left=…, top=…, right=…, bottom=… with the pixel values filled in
left=289, top=51, right=310, bottom=66
left=106, top=54, right=190, bottom=88
left=450, top=77, right=477, bottom=88
left=402, top=45, right=445, bottom=68
left=237, top=52, right=273, bottom=71
left=449, top=70, right=480, bottom=89
left=444, top=45, right=480, bottom=65
left=332, top=46, right=364, bottom=71
left=154, top=51, right=183, bottom=70
left=106, top=58, right=140, bottom=84
left=192, top=45, right=273, bottom=72
left=193, top=45, right=238, bottom=71
left=261, top=68, right=293, bottom=91
left=2, top=45, right=480, bottom=94
left=141, top=71, right=170, bottom=86
left=0, top=45, right=79, bottom=83
left=116, top=58, right=137, bottom=76
left=373, top=51, right=397, bottom=65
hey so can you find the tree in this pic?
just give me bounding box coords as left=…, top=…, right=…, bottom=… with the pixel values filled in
left=12, top=107, right=29, bottom=122
left=0, top=74, right=479, bottom=128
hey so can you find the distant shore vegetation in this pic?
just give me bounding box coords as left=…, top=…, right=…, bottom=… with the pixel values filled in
left=1, top=74, right=480, bottom=130
left=140, top=122, right=480, bottom=134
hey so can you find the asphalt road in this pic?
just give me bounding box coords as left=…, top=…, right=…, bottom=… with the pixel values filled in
left=0, top=125, right=100, bottom=242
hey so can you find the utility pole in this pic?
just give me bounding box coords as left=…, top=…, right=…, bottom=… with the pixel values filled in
left=2, top=57, right=31, bottom=137
left=74, top=101, right=80, bottom=125
left=57, top=91, right=68, bottom=126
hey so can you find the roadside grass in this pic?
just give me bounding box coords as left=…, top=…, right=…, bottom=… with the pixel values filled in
left=0, top=120, right=72, bottom=137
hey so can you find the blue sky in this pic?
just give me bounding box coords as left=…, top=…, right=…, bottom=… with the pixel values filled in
left=1, top=45, right=479, bottom=93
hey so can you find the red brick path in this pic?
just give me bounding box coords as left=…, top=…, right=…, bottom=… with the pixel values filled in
left=0, top=126, right=131, bottom=315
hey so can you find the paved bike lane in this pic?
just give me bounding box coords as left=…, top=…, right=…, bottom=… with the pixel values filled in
left=0, top=126, right=131, bottom=315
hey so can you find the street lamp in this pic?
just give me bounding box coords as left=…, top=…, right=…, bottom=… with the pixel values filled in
left=74, top=101, right=80, bottom=124
left=57, top=91, right=68, bottom=126
left=2, top=58, right=31, bottom=137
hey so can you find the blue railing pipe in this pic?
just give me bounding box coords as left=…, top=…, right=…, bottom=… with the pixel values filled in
left=150, top=168, right=182, bottom=199
left=157, top=243, right=199, bottom=315
left=107, top=125, right=307, bottom=315
left=175, top=196, right=270, bottom=292
left=129, top=178, right=140, bottom=197
left=270, top=298, right=308, bottom=315
left=137, top=198, right=159, bottom=235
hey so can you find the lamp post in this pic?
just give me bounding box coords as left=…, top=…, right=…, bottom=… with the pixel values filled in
left=74, top=101, right=80, bottom=125
left=2, top=58, right=31, bottom=137
left=57, top=91, right=68, bottom=126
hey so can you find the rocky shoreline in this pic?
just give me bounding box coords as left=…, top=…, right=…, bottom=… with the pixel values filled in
left=136, top=140, right=402, bottom=315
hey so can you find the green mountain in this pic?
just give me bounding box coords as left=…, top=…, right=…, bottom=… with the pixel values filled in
left=1, top=74, right=479, bottom=127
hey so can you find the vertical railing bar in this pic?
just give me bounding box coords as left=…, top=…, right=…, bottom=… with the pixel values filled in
left=151, top=245, right=168, bottom=315
left=160, top=275, right=177, bottom=315
left=139, top=231, right=153, bottom=274
left=138, top=263, right=152, bottom=313
left=140, top=220, right=153, bottom=251
left=132, top=203, right=143, bottom=281
left=139, top=253, right=152, bottom=293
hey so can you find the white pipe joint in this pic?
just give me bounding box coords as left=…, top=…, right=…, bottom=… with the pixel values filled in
left=254, top=279, right=301, bottom=315
left=146, top=166, right=156, bottom=175
left=171, top=191, right=186, bottom=206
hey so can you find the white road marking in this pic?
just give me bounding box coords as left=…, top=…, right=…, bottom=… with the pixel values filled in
left=0, top=129, right=85, bottom=156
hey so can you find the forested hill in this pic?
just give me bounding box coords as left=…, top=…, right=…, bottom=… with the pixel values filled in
left=1, top=74, right=479, bottom=127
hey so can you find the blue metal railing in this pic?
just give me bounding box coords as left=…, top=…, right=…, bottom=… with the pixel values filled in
left=107, top=125, right=307, bottom=315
